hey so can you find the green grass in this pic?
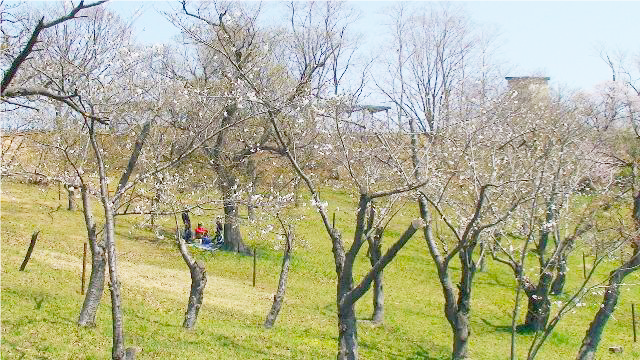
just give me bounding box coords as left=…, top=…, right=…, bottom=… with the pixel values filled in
left=2, top=180, right=639, bottom=359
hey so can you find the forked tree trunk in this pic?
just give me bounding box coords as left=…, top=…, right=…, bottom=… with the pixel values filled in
left=78, top=185, right=106, bottom=327
left=576, top=250, right=640, bottom=360
left=264, top=225, right=293, bottom=329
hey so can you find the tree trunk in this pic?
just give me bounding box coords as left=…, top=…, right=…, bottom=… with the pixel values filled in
left=68, top=185, right=76, bottom=210
left=371, top=272, right=384, bottom=324
left=78, top=245, right=106, bottom=326
left=452, top=309, right=471, bottom=360
left=183, top=260, right=207, bottom=329
left=337, top=303, right=358, bottom=360
left=550, top=255, right=567, bottom=295
left=367, top=231, right=384, bottom=324
left=176, top=215, right=207, bottom=329
left=78, top=185, right=106, bottom=327
left=104, top=209, right=126, bottom=360
left=576, top=250, right=640, bottom=360
left=264, top=228, right=292, bottom=329
left=523, top=272, right=553, bottom=332
left=221, top=182, right=248, bottom=253
left=451, top=247, right=475, bottom=360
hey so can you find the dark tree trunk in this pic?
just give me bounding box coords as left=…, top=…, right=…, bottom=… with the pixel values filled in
left=576, top=250, right=640, bottom=360
left=550, top=255, right=567, bottom=295
left=337, top=303, right=358, bottom=360
left=451, top=247, right=475, bottom=360
left=371, top=272, right=384, bottom=324
left=452, top=309, right=471, bottom=360
left=264, top=226, right=293, bottom=329
left=523, top=272, right=553, bottom=332
left=78, top=185, right=106, bottom=327
left=367, top=230, right=384, bottom=324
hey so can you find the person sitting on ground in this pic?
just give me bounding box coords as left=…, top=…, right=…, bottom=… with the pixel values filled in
left=194, top=223, right=208, bottom=240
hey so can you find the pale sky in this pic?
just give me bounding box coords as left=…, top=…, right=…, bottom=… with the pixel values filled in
left=107, top=0, right=640, bottom=93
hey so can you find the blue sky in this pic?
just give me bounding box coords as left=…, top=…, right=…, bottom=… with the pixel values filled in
left=107, top=1, right=640, bottom=93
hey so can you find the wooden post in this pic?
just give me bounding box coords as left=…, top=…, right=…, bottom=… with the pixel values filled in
left=332, top=212, right=336, bottom=229
left=19, top=230, right=40, bottom=271
left=58, top=181, right=61, bottom=200
left=582, top=252, right=587, bottom=279
left=81, top=243, right=87, bottom=295
left=252, top=247, right=257, bottom=287
left=633, top=303, right=637, bottom=343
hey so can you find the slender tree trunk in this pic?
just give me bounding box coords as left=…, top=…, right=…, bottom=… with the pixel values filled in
left=371, top=272, right=384, bottom=324
left=367, top=231, right=384, bottom=324
left=523, top=272, right=553, bottom=332
left=264, top=227, right=293, bottom=328
left=337, top=302, right=358, bottom=360
left=576, top=250, right=640, bottom=360
left=78, top=185, right=106, bottom=327
left=104, top=209, right=125, bottom=360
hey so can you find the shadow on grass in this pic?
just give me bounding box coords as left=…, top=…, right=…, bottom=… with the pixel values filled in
left=407, top=344, right=451, bottom=360
left=131, top=312, right=181, bottom=330
left=476, top=271, right=513, bottom=290
left=480, top=318, right=538, bottom=335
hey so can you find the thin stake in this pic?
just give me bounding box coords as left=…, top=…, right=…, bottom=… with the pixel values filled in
left=58, top=181, right=61, bottom=200
left=81, top=243, right=87, bottom=294
left=332, top=212, right=336, bottom=229
left=582, top=252, right=587, bottom=279
left=633, top=303, right=637, bottom=343
left=252, top=246, right=257, bottom=287
left=19, top=230, right=40, bottom=271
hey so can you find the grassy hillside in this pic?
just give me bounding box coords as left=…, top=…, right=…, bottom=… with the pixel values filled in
left=2, top=180, right=639, bottom=359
